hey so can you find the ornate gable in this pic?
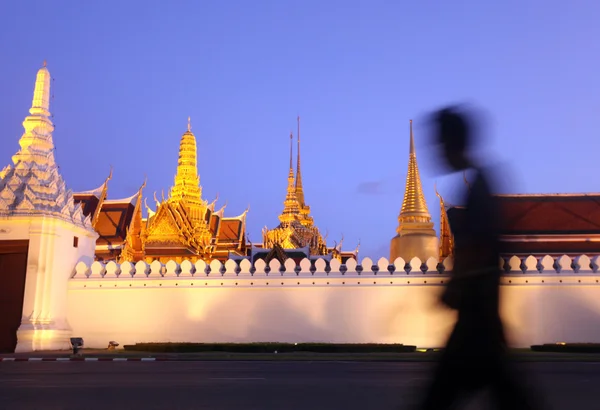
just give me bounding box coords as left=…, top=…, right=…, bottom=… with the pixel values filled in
left=144, top=202, right=187, bottom=248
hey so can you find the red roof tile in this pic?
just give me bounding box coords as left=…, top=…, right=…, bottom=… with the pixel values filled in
left=498, top=195, right=600, bottom=234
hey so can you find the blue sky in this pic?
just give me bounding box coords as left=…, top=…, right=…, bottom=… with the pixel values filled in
left=1, top=0, right=599, bottom=259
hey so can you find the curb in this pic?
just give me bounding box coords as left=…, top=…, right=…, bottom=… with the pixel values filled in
left=0, top=357, right=165, bottom=362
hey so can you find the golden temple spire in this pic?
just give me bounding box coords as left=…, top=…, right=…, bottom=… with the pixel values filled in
left=398, top=119, right=432, bottom=229
left=435, top=183, right=454, bottom=261
left=278, top=132, right=300, bottom=224
left=187, top=116, right=191, bottom=132
left=295, top=115, right=306, bottom=207
left=390, top=119, right=438, bottom=262
left=289, top=131, right=293, bottom=170
left=170, top=119, right=202, bottom=204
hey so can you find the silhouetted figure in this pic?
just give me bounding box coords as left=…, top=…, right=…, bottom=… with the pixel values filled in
left=417, top=107, right=538, bottom=410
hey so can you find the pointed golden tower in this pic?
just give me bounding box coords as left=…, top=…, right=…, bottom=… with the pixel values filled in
left=262, top=129, right=327, bottom=254
left=390, top=120, right=439, bottom=262
left=143, top=118, right=214, bottom=261
left=168, top=117, right=211, bottom=224
left=294, top=116, right=314, bottom=227
left=295, top=116, right=305, bottom=207
left=171, top=117, right=202, bottom=203
left=279, top=132, right=301, bottom=224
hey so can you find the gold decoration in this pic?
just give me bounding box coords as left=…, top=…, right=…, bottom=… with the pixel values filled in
left=396, top=119, right=434, bottom=233
left=262, top=123, right=333, bottom=256
left=119, top=179, right=146, bottom=263
left=141, top=121, right=222, bottom=262
left=435, top=184, right=454, bottom=261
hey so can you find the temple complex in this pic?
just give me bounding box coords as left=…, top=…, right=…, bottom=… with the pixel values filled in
left=3, top=63, right=600, bottom=354
left=390, top=120, right=439, bottom=262
left=73, top=118, right=248, bottom=263
left=256, top=117, right=357, bottom=264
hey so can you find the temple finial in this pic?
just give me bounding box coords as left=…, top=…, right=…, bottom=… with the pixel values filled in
left=409, top=119, right=415, bottom=155
left=278, top=130, right=300, bottom=224
left=171, top=118, right=202, bottom=202
left=29, top=62, right=52, bottom=117
left=289, top=131, right=293, bottom=171
left=295, top=115, right=306, bottom=207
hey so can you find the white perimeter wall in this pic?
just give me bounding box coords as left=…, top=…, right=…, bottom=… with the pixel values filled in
left=66, top=256, right=600, bottom=348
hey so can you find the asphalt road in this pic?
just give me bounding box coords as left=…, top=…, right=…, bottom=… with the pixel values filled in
left=0, top=361, right=598, bottom=410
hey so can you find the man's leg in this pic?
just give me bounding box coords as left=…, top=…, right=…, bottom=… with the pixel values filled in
left=418, top=325, right=472, bottom=410
left=488, top=354, right=540, bottom=410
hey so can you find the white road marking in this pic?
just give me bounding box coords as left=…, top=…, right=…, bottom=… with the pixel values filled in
left=208, top=377, right=266, bottom=380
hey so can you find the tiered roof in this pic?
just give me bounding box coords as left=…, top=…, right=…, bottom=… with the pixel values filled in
left=439, top=182, right=600, bottom=257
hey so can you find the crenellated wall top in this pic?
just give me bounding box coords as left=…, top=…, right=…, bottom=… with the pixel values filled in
left=72, top=254, right=600, bottom=280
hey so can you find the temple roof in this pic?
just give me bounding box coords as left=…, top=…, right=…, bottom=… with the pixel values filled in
left=104, top=192, right=139, bottom=205
left=73, top=194, right=100, bottom=218
left=498, top=194, right=600, bottom=235
left=75, top=184, right=104, bottom=197
left=447, top=193, right=600, bottom=235
left=219, top=217, right=245, bottom=242
left=94, top=200, right=136, bottom=246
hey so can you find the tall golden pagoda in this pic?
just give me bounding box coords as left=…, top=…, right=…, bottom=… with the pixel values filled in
left=390, top=120, right=439, bottom=262
left=75, top=118, right=248, bottom=263
left=141, top=118, right=248, bottom=262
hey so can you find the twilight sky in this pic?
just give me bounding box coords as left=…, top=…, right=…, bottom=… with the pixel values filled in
left=1, top=1, right=599, bottom=259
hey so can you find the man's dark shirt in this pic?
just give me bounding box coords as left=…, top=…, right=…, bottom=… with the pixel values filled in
left=448, top=167, right=504, bottom=334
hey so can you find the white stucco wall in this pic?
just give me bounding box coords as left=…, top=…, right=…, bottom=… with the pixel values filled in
left=0, top=216, right=97, bottom=351
left=66, top=256, right=600, bottom=348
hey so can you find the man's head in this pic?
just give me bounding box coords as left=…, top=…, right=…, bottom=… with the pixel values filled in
left=432, top=107, right=473, bottom=171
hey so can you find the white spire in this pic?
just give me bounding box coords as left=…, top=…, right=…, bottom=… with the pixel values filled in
left=0, top=63, right=92, bottom=229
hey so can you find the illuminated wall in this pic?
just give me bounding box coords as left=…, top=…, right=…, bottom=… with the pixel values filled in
left=66, top=254, right=600, bottom=348
left=1, top=216, right=97, bottom=351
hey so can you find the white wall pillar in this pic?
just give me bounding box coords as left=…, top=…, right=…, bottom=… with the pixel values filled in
left=13, top=216, right=97, bottom=352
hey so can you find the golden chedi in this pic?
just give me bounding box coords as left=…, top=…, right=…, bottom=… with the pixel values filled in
left=390, top=120, right=439, bottom=263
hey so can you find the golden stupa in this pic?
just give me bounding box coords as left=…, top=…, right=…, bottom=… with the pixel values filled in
left=390, top=120, right=439, bottom=262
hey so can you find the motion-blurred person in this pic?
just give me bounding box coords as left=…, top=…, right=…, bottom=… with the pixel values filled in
left=416, top=106, right=539, bottom=410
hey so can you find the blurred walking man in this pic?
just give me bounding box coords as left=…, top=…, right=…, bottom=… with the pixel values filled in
left=417, top=107, right=538, bottom=409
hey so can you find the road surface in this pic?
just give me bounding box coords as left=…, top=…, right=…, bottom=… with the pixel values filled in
left=1, top=361, right=597, bottom=409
